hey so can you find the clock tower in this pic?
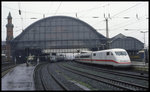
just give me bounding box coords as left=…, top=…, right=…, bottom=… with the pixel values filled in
left=6, top=12, right=14, bottom=61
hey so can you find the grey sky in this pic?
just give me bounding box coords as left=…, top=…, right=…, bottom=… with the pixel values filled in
left=2, top=1, right=149, bottom=47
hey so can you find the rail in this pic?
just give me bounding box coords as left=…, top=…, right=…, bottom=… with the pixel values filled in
left=69, top=61, right=148, bottom=81
left=1, top=65, right=16, bottom=78
left=34, top=62, right=70, bottom=90
left=58, top=63, right=148, bottom=91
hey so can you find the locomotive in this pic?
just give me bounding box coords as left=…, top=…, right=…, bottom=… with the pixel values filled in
left=75, top=48, right=132, bottom=67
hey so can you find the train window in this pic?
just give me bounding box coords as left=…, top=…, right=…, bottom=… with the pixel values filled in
left=106, top=52, right=109, bottom=55
left=93, top=53, right=96, bottom=56
left=115, top=51, right=127, bottom=56
left=111, top=52, right=113, bottom=55
left=75, top=56, right=78, bottom=58
left=52, top=53, right=56, bottom=55
left=80, top=55, right=90, bottom=58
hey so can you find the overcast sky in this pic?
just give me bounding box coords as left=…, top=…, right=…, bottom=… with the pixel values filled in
left=1, top=1, right=149, bottom=47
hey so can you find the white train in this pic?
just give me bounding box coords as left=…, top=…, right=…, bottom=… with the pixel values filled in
left=75, top=48, right=132, bottom=67
left=49, top=53, right=57, bottom=62
left=49, top=53, right=65, bottom=62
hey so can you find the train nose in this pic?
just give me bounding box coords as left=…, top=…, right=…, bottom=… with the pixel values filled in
left=118, top=56, right=130, bottom=63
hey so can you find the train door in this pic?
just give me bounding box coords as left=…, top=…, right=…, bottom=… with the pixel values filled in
left=93, top=52, right=96, bottom=62
left=106, top=52, right=114, bottom=65
left=91, top=53, right=95, bottom=63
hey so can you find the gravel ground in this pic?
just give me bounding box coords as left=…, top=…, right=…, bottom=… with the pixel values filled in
left=34, top=62, right=84, bottom=90
left=47, top=63, right=85, bottom=90
left=41, top=64, right=63, bottom=90
left=34, top=61, right=148, bottom=91
left=34, top=64, right=45, bottom=90
left=65, top=61, right=148, bottom=87
left=34, top=63, right=63, bottom=90
left=53, top=62, right=121, bottom=90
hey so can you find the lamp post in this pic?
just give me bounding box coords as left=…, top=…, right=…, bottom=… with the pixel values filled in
left=124, top=29, right=148, bottom=48
left=15, top=57, right=16, bottom=65
left=93, top=15, right=131, bottom=49
left=125, top=29, right=148, bottom=64
left=140, top=31, right=148, bottom=64
left=140, top=31, right=148, bottom=48
left=93, top=16, right=110, bottom=49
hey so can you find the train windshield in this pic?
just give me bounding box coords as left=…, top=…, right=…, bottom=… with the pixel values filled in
left=115, top=51, right=127, bottom=56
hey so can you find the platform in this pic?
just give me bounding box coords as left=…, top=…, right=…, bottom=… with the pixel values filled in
left=2, top=63, right=35, bottom=90
left=131, top=61, right=149, bottom=72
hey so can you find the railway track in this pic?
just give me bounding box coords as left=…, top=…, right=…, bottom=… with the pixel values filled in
left=34, top=63, right=46, bottom=90
left=58, top=62, right=148, bottom=91
left=1, top=65, right=16, bottom=78
left=68, top=61, right=148, bottom=81
left=34, top=63, right=70, bottom=90
left=2, top=65, right=16, bottom=72
left=46, top=64, right=70, bottom=90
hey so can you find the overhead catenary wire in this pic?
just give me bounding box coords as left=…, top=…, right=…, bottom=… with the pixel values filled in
left=87, top=4, right=141, bottom=35
left=109, top=14, right=148, bottom=29
left=94, top=14, right=147, bottom=32
left=54, top=2, right=62, bottom=15
left=77, top=3, right=103, bottom=13
left=2, top=3, right=145, bottom=19
left=2, top=2, right=146, bottom=18
left=111, top=3, right=142, bottom=18
left=2, top=5, right=75, bottom=15
left=18, top=2, right=24, bottom=32
left=79, top=4, right=109, bottom=18
left=95, top=3, right=148, bottom=34
left=2, top=2, right=148, bottom=41
left=46, top=2, right=53, bottom=16
left=3, top=5, right=44, bottom=15
left=111, top=18, right=147, bottom=31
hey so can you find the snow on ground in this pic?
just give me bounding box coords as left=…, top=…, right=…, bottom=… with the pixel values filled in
left=2, top=63, right=35, bottom=90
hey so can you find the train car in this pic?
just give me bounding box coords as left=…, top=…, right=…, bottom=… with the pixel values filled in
left=56, top=54, right=65, bottom=62
left=64, top=53, right=78, bottom=61
left=75, top=48, right=131, bottom=67
left=49, top=53, right=57, bottom=62
left=49, top=53, right=65, bottom=62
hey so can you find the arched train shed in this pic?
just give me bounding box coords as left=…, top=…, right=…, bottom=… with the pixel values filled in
left=10, top=16, right=106, bottom=61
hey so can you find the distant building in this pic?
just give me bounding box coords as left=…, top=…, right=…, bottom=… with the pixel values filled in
left=138, top=48, right=149, bottom=63
left=109, top=33, right=144, bottom=60
left=1, top=41, right=6, bottom=55
left=1, top=41, right=7, bottom=62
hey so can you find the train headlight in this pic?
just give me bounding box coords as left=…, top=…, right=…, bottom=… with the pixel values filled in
left=120, top=60, right=128, bottom=62
left=120, top=60, right=123, bottom=62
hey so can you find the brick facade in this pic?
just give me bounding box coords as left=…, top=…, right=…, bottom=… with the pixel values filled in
left=6, top=12, right=14, bottom=61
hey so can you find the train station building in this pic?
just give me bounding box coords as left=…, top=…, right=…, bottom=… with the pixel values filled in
left=109, top=33, right=144, bottom=60
left=4, top=12, right=144, bottom=62
left=9, top=14, right=107, bottom=62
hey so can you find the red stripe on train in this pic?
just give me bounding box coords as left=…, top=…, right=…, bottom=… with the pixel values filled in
left=77, top=59, right=131, bottom=64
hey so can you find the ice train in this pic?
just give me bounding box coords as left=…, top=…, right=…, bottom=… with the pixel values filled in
left=75, top=48, right=132, bottom=67
left=49, top=53, right=65, bottom=62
